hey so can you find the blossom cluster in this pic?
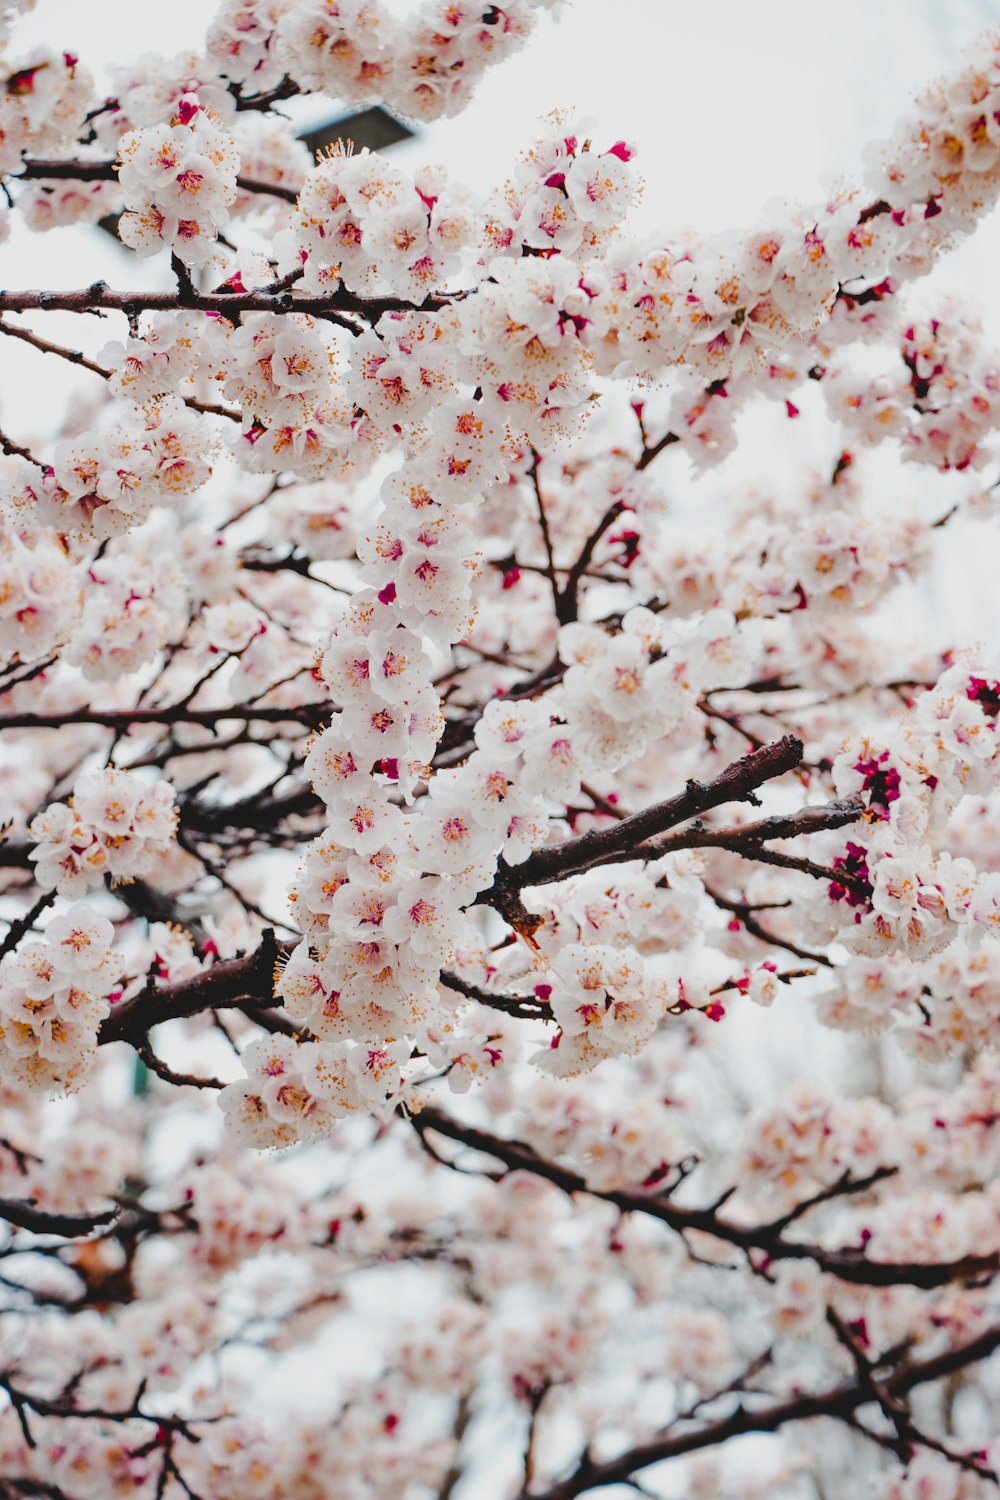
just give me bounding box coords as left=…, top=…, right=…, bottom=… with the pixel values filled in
left=740, top=1060, right=1000, bottom=1280
left=825, top=306, right=1000, bottom=472
left=867, top=29, right=1000, bottom=237
left=9, top=396, right=216, bottom=539
left=16, top=175, right=120, bottom=233
left=554, top=607, right=745, bottom=771
left=0, top=519, right=81, bottom=661
left=0, top=904, right=117, bottom=1091
left=28, top=767, right=178, bottom=897
left=118, top=93, right=238, bottom=266
left=269, top=0, right=559, bottom=122
left=482, top=117, right=638, bottom=259
left=0, top=44, right=92, bottom=174
left=290, top=144, right=476, bottom=298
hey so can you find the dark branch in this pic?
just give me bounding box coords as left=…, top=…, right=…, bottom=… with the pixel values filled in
left=99, top=932, right=287, bottom=1047
left=0, top=281, right=456, bottom=329
left=519, top=1321, right=1000, bottom=1500
left=410, top=1107, right=1000, bottom=1290
left=495, top=737, right=805, bottom=892
left=0, top=705, right=323, bottom=731
left=0, top=1198, right=118, bottom=1237
left=16, top=157, right=299, bottom=202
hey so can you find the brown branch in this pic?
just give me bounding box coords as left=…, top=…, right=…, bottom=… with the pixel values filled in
left=601, top=795, right=864, bottom=869
left=410, top=1107, right=1000, bottom=1290
left=11, top=158, right=124, bottom=183
left=0, top=427, right=38, bottom=464
left=825, top=1308, right=996, bottom=1481
left=16, top=157, right=299, bottom=203
left=0, top=1373, right=206, bottom=1444
left=435, top=1391, right=474, bottom=1500
left=519, top=1322, right=1000, bottom=1500
left=439, top=971, right=551, bottom=1021
left=556, top=500, right=626, bottom=623
left=231, top=76, right=302, bottom=111
left=703, top=882, right=833, bottom=967
left=0, top=281, right=454, bottom=329
left=0, top=316, right=240, bottom=421
left=239, top=545, right=351, bottom=593
left=99, top=931, right=287, bottom=1047
left=112, top=878, right=211, bottom=957
left=0, top=704, right=323, bottom=732
left=0, top=890, right=55, bottom=960
left=134, top=1040, right=225, bottom=1091
left=528, top=450, right=560, bottom=612
left=733, top=844, right=865, bottom=887
left=0, top=315, right=118, bottom=378
left=0, top=1476, right=66, bottom=1497
left=0, top=1199, right=118, bottom=1238
left=636, top=429, right=681, bottom=472
left=0, top=837, right=36, bottom=869
left=179, top=778, right=321, bottom=834
left=496, top=737, right=805, bottom=892
left=100, top=921, right=861, bottom=1066
left=825, top=1309, right=910, bottom=1463
left=236, top=174, right=299, bottom=204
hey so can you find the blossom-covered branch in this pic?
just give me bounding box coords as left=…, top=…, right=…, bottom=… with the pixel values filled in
left=493, top=735, right=810, bottom=890
left=411, top=1106, right=1000, bottom=1290
left=518, top=1322, right=1000, bottom=1500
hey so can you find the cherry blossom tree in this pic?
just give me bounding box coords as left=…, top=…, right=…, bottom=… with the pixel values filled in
left=0, top=1, right=998, bottom=1495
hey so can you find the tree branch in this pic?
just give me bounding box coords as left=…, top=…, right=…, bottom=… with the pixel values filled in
left=16, top=157, right=299, bottom=203
left=410, top=1107, right=1000, bottom=1290
left=556, top=500, right=626, bottom=623
left=0, top=1199, right=118, bottom=1238
left=0, top=705, right=323, bottom=731
left=0, top=315, right=240, bottom=421
left=0, top=281, right=455, bottom=329
left=495, top=737, right=806, bottom=891
left=578, top=796, right=866, bottom=878
left=518, top=1322, right=1000, bottom=1499
left=0, top=890, right=55, bottom=960
left=99, top=931, right=287, bottom=1047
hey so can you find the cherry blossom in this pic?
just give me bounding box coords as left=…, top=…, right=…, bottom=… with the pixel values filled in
left=0, top=8, right=997, bottom=1497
